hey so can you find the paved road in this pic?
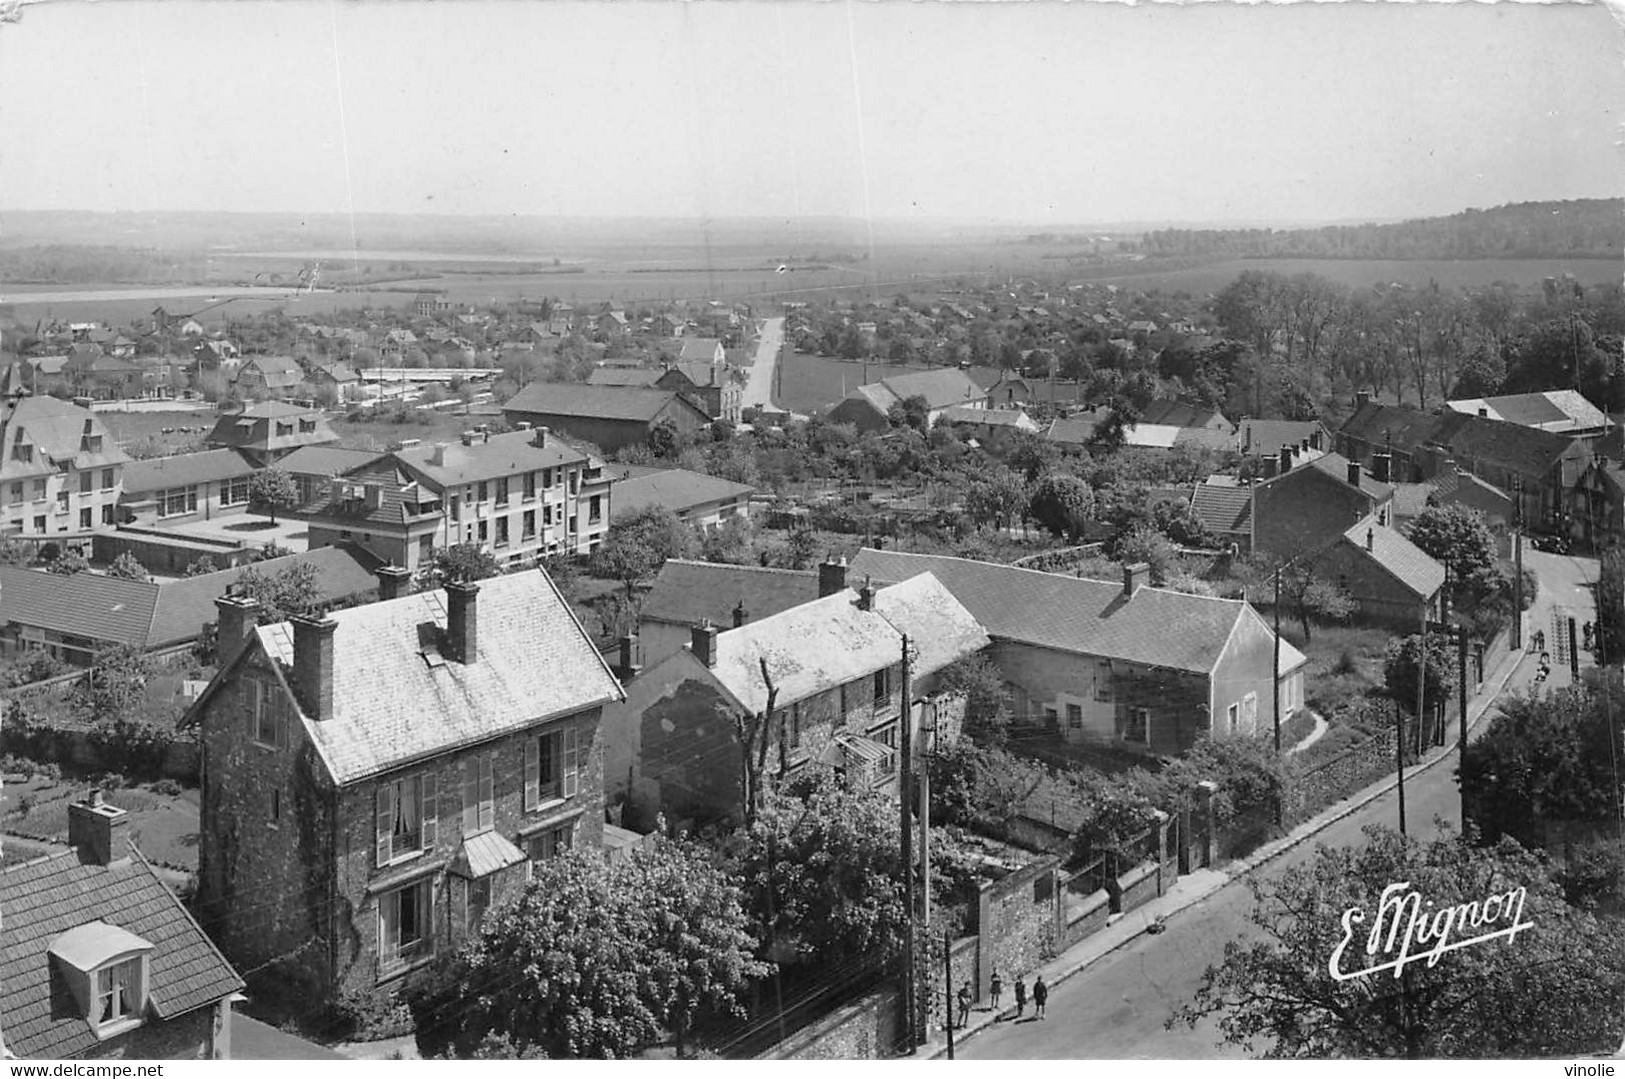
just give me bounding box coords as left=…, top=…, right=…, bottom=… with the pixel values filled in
left=740, top=317, right=785, bottom=412
left=962, top=553, right=1600, bottom=1059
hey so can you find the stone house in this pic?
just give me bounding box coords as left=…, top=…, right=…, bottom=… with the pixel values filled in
left=849, top=550, right=1309, bottom=757
left=0, top=367, right=129, bottom=539
left=1427, top=411, right=1592, bottom=531
left=205, top=401, right=339, bottom=467
left=1, top=791, right=244, bottom=1060
left=633, top=559, right=821, bottom=668
left=1316, top=514, right=1446, bottom=628
left=601, top=568, right=987, bottom=830
left=1573, top=458, right=1624, bottom=551
left=1335, top=393, right=1446, bottom=483
left=1251, top=450, right=1395, bottom=562
left=501, top=384, right=713, bottom=454
left=189, top=568, right=625, bottom=1006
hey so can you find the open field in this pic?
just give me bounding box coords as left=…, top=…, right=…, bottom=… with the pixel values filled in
left=1080, top=256, right=1623, bottom=295
left=98, top=409, right=217, bottom=455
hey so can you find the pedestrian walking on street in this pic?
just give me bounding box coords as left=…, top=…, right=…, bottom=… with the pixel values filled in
left=990, top=970, right=1003, bottom=1017
left=1032, top=976, right=1048, bottom=1020
left=957, top=981, right=973, bottom=1029
left=1013, top=976, right=1027, bottom=1019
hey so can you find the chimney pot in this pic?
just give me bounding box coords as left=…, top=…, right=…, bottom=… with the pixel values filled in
left=1279, top=446, right=1293, bottom=475
left=432, top=442, right=450, bottom=466
left=460, top=430, right=474, bottom=446
left=1310, top=430, right=1323, bottom=451
left=1477, top=406, right=1488, bottom=418
left=1356, top=390, right=1372, bottom=408
left=732, top=599, right=749, bottom=628
left=292, top=613, right=338, bottom=720
left=818, top=555, right=849, bottom=598
left=617, top=632, right=641, bottom=680
left=376, top=564, right=412, bottom=601
left=1366, top=527, right=1374, bottom=551
left=1123, top=561, right=1151, bottom=597
left=68, top=791, right=130, bottom=867
left=213, top=593, right=260, bottom=668
left=1262, top=457, right=1278, bottom=480
left=691, top=620, right=719, bottom=668
left=533, top=426, right=549, bottom=449
left=445, top=580, right=480, bottom=665
left=857, top=578, right=876, bottom=612
left=1347, top=461, right=1362, bottom=486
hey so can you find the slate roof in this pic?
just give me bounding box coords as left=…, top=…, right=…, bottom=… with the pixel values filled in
left=1446, top=389, right=1609, bottom=434
left=1, top=845, right=243, bottom=1059
left=677, top=338, right=724, bottom=363
left=1257, top=451, right=1394, bottom=504
left=275, top=445, right=387, bottom=478
left=1345, top=515, right=1445, bottom=599
left=502, top=383, right=707, bottom=424
left=236, top=355, right=303, bottom=389
left=1236, top=419, right=1329, bottom=456
left=299, top=460, right=442, bottom=528
left=394, top=428, right=591, bottom=489
left=937, top=406, right=1039, bottom=432
left=1140, top=400, right=1232, bottom=432
left=640, top=559, right=820, bottom=629
left=0, top=546, right=381, bottom=651
left=586, top=367, right=663, bottom=388
left=848, top=549, right=1290, bottom=676
left=1045, top=414, right=1103, bottom=446
left=1434, top=411, right=1580, bottom=476
left=1337, top=401, right=1445, bottom=453
left=120, top=448, right=256, bottom=495
left=866, top=571, right=991, bottom=680
left=609, top=466, right=754, bottom=519
left=239, top=570, right=624, bottom=785
left=1190, top=482, right=1253, bottom=535
left=1429, top=468, right=1512, bottom=509
left=1390, top=482, right=1435, bottom=520
left=706, top=573, right=984, bottom=714
left=205, top=402, right=337, bottom=454
left=0, top=396, right=129, bottom=482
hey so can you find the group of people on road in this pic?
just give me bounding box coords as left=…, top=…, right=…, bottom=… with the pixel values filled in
left=955, top=969, right=1047, bottom=1030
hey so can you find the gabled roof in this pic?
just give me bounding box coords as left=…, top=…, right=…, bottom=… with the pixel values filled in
left=706, top=573, right=983, bottom=714
left=1256, top=450, right=1393, bottom=504
left=313, top=360, right=359, bottom=383
left=866, top=571, right=991, bottom=680
left=1434, top=411, right=1582, bottom=476
left=609, top=465, right=754, bottom=518
left=872, top=368, right=989, bottom=411
left=146, top=546, right=382, bottom=649
left=1446, top=389, right=1609, bottom=434
left=0, top=396, right=129, bottom=481
left=205, top=402, right=338, bottom=453
left=1236, top=418, right=1329, bottom=456
left=677, top=337, right=723, bottom=363
left=1139, top=400, right=1230, bottom=431
left=275, top=444, right=387, bottom=478
left=640, top=559, right=820, bottom=630
left=394, top=428, right=590, bottom=489
left=848, top=549, right=1264, bottom=676
left=300, top=460, right=442, bottom=528
left=1045, top=414, right=1102, bottom=446
left=237, top=355, right=303, bottom=387
left=1345, top=515, right=1445, bottom=599
left=1190, top=481, right=1253, bottom=536
left=2, top=845, right=243, bottom=1059
left=1337, top=400, right=1445, bottom=453
left=238, top=571, right=624, bottom=785
left=937, top=406, right=1039, bottom=432
left=1430, top=466, right=1511, bottom=505
left=502, top=383, right=709, bottom=424
left=586, top=367, right=663, bottom=388
left=120, top=448, right=256, bottom=495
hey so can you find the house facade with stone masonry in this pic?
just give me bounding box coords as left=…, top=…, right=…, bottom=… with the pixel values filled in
left=501, top=383, right=713, bottom=453
left=1, top=791, right=244, bottom=1060
left=848, top=549, right=1309, bottom=758
left=189, top=568, right=625, bottom=1006
left=633, top=559, right=821, bottom=668
left=601, top=566, right=987, bottom=831
left=0, top=369, right=128, bottom=539
left=205, top=401, right=339, bottom=467
left=298, top=426, right=610, bottom=573
left=1250, top=450, right=1395, bottom=562
left=117, top=448, right=259, bottom=527
left=1315, top=514, right=1446, bottom=629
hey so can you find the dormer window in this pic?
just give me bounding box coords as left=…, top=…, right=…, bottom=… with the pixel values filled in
left=48, top=921, right=154, bottom=1040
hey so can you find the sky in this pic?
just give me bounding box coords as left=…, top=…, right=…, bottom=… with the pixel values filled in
left=0, top=0, right=1620, bottom=228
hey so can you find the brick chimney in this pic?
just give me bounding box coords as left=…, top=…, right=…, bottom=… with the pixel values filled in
left=818, top=556, right=848, bottom=598
left=292, top=613, right=337, bottom=721
left=1123, top=562, right=1151, bottom=598
left=1477, top=406, right=1488, bottom=418
left=1262, top=457, right=1278, bottom=480
left=1347, top=461, right=1362, bottom=487
left=1355, top=390, right=1371, bottom=409
left=732, top=599, right=749, bottom=628
left=444, top=580, right=479, bottom=665
left=691, top=620, right=719, bottom=668
left=214, top=593, right=259, bottom=668
left=431, top=442, right=451, bottom=466
left=1366, top=527, right=1375, bottom=552
left=857, top=578, right=876, bottom=611
left=1309, top=429, right=1323, bottom=451
left=533, top=426, right=549, bottom=449
left=376, top=564, right=412, bottom=602
left=1372, top=453, right=1391, bottom=483
left=68, top=790, right=131, bottom=867
left=1279, top=446, right=1293, bottom=475
left=615, top=632, right=641, bottom=682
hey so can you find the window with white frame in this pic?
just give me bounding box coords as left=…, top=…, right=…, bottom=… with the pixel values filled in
left=378, top=877, right=433, bottom=972
left=461, top=753, right=495, bottom=835
left=376, top=771, right=438, bottom=865
left=247, top=678, right=283, bottom=748
left=526, top=821, right=573, bottom=864
left=221, top=476, right=250, bottom=506
left=96, top=956, right=144, bottom=1028
left=159, top=485, right=198, bottom=517
left=524, top=727, right=580, bottom=808
left=1226, top=703, right=1239, bottom=735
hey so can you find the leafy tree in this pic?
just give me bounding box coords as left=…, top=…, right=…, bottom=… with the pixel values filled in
left=247, top=468, right=299, bottom=524
left=232, top=561, right=319, bottom=623
left=71, top=644, right=153, bottom=726
left=106, top=552, right=150, bottom=582
left=182, top=556, right=221, bottom=577
left=1235, top=556, right=1355, bottom=643
left=1173, top=825, right=1625, bottom=1058
left=591, top=505, right=694, bottom=599
left=885, top=394, right=931, bottom=434
left=47, top=548, right=89, bottom=576
left=1461, top=670, right=1625, bottom=848
left=419, top=542, right=502, bottom=590
left=647, top=418, right=688, bottom=459
left=1113, top=527, right=1178, bottom=585
left=1406, top=504, right=1496, bottom=593
left=928, top=739, right=1050, bottom=834
left=256, top=540, right=293, bottom=562
left=1383, top=631, right=1458, bottom=715
left=411, top=841, right=766, bottom=1059
left=1028, top=473, right=1095, bottom=540
left=1597, top=546, right=1623, bottom=664
left=0, top=538, right=31, bottom=567
left=935, top=654, right=1012, bottom=745
left=963, top=469, right=1029, bottom=534
left=732, top=773, right=906, bottom=970
left=3, top=648, right=66, bottom=688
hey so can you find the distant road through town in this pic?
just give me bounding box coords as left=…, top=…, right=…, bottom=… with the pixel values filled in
left=741, top=316, right=785, bottom=412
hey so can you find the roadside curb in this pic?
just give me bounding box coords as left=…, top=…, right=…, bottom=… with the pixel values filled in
left=930, top=639, right=1530, bottom=1058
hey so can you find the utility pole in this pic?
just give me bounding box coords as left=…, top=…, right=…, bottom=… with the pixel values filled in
left=1417, top=606, right=1429, bottom=757
left=1570, top=616, right=1581, bottom=681
left=898, top=635, right=917, bottom=1051
left=920, top=700, right=933, bottom=930
left=1513, top=478, right=1525, bottom=651
left=1458, top=622, right=1469, bottom=831
left=943, top=930, right=956, bottom=1060
left=1396, top=698, right=1408, bottom=837
left=1273, top=565, right=1282, bottom=754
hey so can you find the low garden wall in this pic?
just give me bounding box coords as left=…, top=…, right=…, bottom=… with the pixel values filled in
left=756, top=984, right=901, bottom=1060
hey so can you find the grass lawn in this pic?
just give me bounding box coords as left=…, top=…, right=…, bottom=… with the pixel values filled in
left=329, top=404, right=505, bottom=452
left=99, top=409, right=217, bottom=456
left=2, top=781, right=200, bottom=873
left=1287, top=622, right=1393, bottom=716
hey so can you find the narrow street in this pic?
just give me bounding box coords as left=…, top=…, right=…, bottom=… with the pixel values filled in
left=741, top=316, right=785, bottom=412
left=961, top=551, right=1601, bottom=1059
